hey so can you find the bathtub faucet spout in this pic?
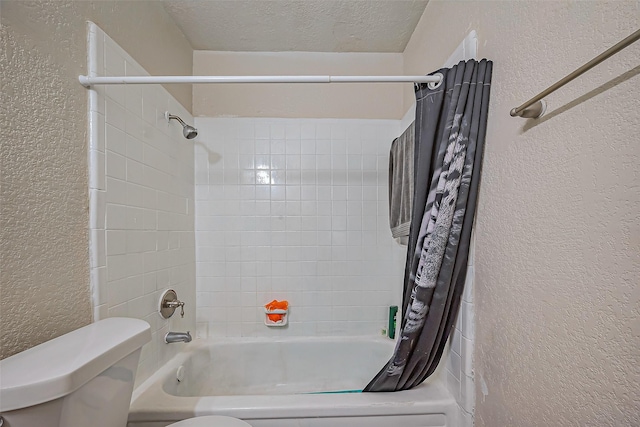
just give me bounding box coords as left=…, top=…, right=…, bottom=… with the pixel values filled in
left=164, top=331, right=192, bottom=344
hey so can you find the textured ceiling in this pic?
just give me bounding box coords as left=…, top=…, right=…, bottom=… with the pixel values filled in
left=163, top=0, right=429, bottom=52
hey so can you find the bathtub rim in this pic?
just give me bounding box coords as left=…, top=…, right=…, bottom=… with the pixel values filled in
left=129, top=337, right=457, bottom=424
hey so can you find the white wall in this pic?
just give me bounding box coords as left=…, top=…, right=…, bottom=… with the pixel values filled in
left=404, top=1, right=640, bottom=426
left=194, top=118, right=407, bottom=337
left=88, top=24, right=195, bottom=385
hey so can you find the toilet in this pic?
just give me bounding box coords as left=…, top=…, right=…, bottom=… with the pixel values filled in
left=0, top=318, right=251, bottom=427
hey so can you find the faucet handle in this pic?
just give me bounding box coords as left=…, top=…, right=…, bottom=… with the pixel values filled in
left=165, top=300, right=185, bottom=317
left=159, top=289, right=186, bottom=319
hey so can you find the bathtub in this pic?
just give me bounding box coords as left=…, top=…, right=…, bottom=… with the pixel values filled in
left=127, top=337, right=458, bottom=427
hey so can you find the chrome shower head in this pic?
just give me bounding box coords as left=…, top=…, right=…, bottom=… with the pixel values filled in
left=166, top=112, right=198, bottom=139
left=182, top=124, right=198, bottom=139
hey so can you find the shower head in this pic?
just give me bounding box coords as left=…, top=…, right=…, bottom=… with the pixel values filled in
left=182, top=124, right=198, bottom=140
left=166, top=112, right=198, bottom=139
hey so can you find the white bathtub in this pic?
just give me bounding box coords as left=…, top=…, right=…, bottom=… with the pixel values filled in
left=127, top=337, right=458, bottom=427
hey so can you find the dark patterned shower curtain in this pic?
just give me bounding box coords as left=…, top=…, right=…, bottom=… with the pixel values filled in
left=365, top=59, right=493, bottom=392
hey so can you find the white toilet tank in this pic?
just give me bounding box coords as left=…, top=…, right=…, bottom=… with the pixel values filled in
left=0, top=318, right=151, bottom=427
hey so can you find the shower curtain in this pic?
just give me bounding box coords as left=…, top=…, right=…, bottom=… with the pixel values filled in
left=365, top=59, right=492, bottom=392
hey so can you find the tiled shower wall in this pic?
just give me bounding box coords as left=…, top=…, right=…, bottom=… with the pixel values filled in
left=194, top=118, right=407, bottom=337
left=87, top=23, right=195, bottom=384
left=446, top=249, right=476, bottom=426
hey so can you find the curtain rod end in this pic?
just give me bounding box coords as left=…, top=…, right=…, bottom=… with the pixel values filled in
left=79, top=75, right=91, bottom=87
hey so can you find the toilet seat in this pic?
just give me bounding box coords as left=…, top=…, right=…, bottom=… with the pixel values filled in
left=167, top=415, right=252, bottom=427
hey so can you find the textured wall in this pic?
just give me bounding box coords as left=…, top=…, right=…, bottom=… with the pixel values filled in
left=193, top=51, right=404, bottom=119
left=0, top=1, right=193, bottom=359
left=404, top=1, right=640, bottom=425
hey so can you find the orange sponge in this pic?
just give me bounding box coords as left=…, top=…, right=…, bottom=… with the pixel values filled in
left=265, top=300, right=289, bottom=322
left=267, top=313, right=283, bottom=322
left=265, top=299, right=289, bottom=310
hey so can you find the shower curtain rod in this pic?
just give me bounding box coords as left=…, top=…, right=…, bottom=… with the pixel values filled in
left=78, top=74, right=442, bottom=87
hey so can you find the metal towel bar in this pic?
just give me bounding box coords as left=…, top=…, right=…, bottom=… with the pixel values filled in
left=511, top=29, right=640, bottom=119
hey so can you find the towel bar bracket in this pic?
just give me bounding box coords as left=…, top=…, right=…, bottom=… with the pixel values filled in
left=510, top=100, right=547, bottom=119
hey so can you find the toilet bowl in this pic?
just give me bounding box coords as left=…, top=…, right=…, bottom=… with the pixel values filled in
left=0, top=318, right=251, bottom=427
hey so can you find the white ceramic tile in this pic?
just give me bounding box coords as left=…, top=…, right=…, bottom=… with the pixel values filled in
left=459, top=409, right=474, bottom=427
left=87, top=24, right=195, bottom=386
left=451, top=326, right=462, bottom=356
left=93, top=304, right=108, bottom=322
left=447, top=349, right=462, bottom=381
left=460, top=373, right=475, bottom=414
left=90, top=267, right=107, bottom=305
left=445, top=371, right=461, bottom=404
left=195, top=118, right=406, bottom=339
left=106, top=150, right=126, bottom=180
left=461, top=336, right=474, bottom=377
left=461, top=300, right=475, bottom=340
left=89, top=189, right=106, bottom=231
left=463, top=267, right=474, bottom=303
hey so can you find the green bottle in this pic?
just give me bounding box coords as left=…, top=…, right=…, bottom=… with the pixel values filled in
left=388, top=306, right=398, bottom=339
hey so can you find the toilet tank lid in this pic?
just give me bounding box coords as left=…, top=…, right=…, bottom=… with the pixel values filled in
left=0, top=317, right=151, bottom=412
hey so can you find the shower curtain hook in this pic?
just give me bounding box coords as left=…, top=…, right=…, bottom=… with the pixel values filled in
left=427, top=73, right=444, bottom=90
